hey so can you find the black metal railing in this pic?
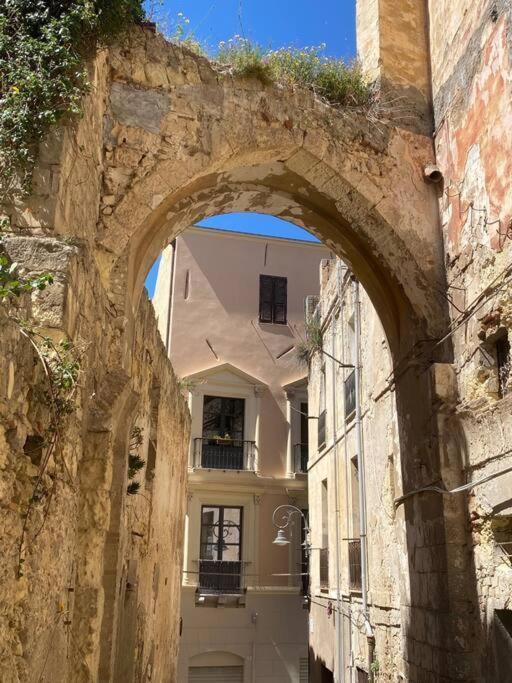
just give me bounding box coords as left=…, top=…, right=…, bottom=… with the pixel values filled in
left=294, top=443, right=308, bottom=473
left=344, top=369, right=356, bottom=418
left=319, top=547, right=329, bottom=590
left=348, top=538, right=362, bottom=591
left=193, top=438, right=256, bottom=470
left=318, top=410, right=326, bottom=449
left=198, top=560, right=244, bottom=594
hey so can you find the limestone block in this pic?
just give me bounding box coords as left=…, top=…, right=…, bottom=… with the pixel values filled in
left=110, top=82, right=170, bottom=135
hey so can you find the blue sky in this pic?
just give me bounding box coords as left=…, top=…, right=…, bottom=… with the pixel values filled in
left=143, top=0, right=357, bottom=297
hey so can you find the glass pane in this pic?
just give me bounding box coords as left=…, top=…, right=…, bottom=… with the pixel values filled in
left=202, top=397, right=222, bottom=436
left=223, top=508, right=241, bottom=543
left=200, top=506, right=220, bottom=547
left=222, top=544, right=241, bottom=561
left=200, top=543, right=219, bottom=560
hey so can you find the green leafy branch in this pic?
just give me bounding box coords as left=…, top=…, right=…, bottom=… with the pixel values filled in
left=0, top=229, right=54, bottom=300
left=0, top=0, right=144, bottom=202
left=296, top=318, right=354, bottom=368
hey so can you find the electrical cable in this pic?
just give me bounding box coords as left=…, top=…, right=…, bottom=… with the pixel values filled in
left=394, top=459, right=512, bottom=508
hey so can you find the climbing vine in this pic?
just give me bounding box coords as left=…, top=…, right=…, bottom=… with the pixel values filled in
left=0, top=0, right=144, bottom=201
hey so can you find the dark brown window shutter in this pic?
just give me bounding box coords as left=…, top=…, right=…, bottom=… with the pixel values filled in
left=259, top=275, right=287, bottom=324
left=259, top=275, right=274, bottom=323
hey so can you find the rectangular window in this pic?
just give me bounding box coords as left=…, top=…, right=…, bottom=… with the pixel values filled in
left=199, top=506, right=243, bottom=593
left=200, top=505, right=242, bottom=561
left=202, top=396, right=245, bottom=440
left=259, top=275, right=287, bottom=324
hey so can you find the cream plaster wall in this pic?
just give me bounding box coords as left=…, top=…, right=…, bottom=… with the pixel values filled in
left=157, top=226, right=331, bottom=478
left=152, top=227, right=323, bottom=681
left=308, top=260, right=403, bottom=682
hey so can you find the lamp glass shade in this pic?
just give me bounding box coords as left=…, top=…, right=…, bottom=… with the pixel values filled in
left=273, top=529, right=290, bottom=546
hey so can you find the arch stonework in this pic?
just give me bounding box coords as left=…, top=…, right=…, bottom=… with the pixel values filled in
left=97, top=30, right=445, bottom=354
left=0, top=26, right=480, bottom=683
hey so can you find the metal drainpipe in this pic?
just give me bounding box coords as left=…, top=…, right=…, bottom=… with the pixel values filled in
left=353, top=279, right=373, bottom=666
left=338, top=263, right=354, bottom=681
left=165, top=239, right=177, bottom=355
left=331, top=273, right=344, bottom=683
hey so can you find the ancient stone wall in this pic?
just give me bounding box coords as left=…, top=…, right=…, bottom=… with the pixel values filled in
left=0, top=238, right=189, bottom=682
left=428, top=1, right=512, bottom=679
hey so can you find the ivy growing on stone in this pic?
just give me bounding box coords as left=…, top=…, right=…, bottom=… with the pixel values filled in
left=0, top=0, right=144, bottom=201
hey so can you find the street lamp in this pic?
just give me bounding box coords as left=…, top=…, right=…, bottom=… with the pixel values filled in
left=272, top=504, right=310, bottom=554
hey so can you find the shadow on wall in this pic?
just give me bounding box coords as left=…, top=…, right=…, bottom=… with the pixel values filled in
left=308, top=647, right=334, bottom=683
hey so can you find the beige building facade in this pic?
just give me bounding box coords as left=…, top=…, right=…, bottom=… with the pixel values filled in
left=307, top=259, right=402, bottom=682
left=154, top=227, right=331, bottom=682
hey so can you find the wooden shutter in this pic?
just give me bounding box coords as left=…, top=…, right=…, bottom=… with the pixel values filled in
left=259, top=275, right=287, bottom=324
left=273, top=276, right=287, bottom=323
left=189, top=666, right=243, bottom=682
left=259, top=275, right=273, bottom=322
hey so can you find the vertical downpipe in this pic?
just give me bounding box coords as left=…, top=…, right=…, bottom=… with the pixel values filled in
left=338, top=263, right=353, bottom=679
left=353, top=279, right=374, bottom=673
left=330, top=289, right=344, bottom=682
left=165, top=239, right=177, bottom=355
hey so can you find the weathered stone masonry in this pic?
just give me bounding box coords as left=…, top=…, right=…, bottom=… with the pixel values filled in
left=0, top=0, right=511, bottom=679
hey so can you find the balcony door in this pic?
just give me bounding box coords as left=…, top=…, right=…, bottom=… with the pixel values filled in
left=199, top=505, right=243, bottom=593
left=201, top=396, right=245, bottom=469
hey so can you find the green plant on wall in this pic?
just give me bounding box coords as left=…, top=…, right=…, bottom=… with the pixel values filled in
left=217, top=39, right=371, bottom=108
left=0, top=0, right=144, bottom=201
left=127, top=425, right=145, bottom=494
left=0, top=223, right=53, bottom=298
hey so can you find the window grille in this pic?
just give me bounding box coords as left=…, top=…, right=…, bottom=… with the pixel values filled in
left=299, top=657, right=309, bottom=683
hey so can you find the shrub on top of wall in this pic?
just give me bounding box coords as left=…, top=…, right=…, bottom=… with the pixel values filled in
left=0, top=0, right=144, bottom=201
left=217, top=38, right=371, bottom=108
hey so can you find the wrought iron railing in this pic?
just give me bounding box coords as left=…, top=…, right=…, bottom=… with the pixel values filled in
left=197, top=560, right=244, bottom=594
left=344, top=369, right=356, bottom=418
left=294, top=443, right=308, bottom=473
left=319, top=547, right=329, bottom=590
left=318, top=410, right=326, bottom=450
left=193, top=438, right=256, bottom=470
left=348, top=538, right=362, bottom=591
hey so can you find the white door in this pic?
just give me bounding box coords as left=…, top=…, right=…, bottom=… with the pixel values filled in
left=188, top=666, right=244, bottom=683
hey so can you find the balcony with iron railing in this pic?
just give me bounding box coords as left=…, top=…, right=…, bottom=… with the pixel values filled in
left=196, top=559, right=247, bottom=594
left=294, top=443, right=308, bottom=473
left=193, top=438, right=256, bottom=471
left=348, top=538, right=362, bottom=592
left=319, top=547, right=329, bottom=591
left=344, top=369, right=356, bottom=418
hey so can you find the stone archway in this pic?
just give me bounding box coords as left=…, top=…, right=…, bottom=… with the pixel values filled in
left=96, top=28, right=445, bottom=357
left=0, top=25, right=477, bottom=683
